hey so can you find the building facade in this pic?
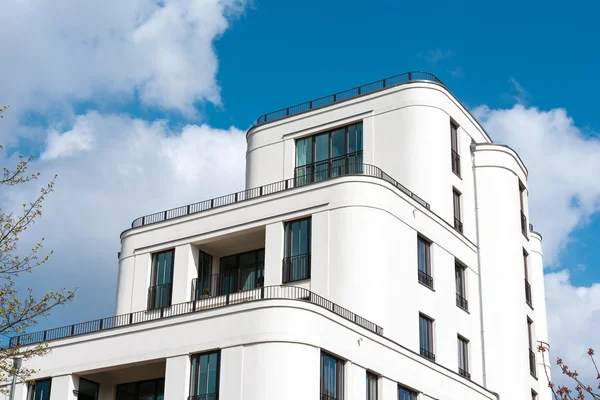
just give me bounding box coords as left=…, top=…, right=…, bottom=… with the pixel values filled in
left=5, top=72, right=551, bottom=400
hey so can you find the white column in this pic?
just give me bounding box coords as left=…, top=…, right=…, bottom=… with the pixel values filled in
left=309, top=211, right=329, bottom=298
left=49, top=374, right=78, bottom=400
left=220, top=346, right=244, bottom=400
left=131, top=252, right=152, bottom=312
left=380, top=377, right=397, bottom=400
left=164, top=355, right=191, bottom=400
left=172, top=244, right=198, bottom=304
left=115, top=256, right=135, bottom=314
left=264, top=222, right=284, bottom=287
left=347, top=362, right=365, bottom=400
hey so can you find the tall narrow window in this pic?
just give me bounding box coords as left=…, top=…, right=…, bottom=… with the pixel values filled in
left=219, top=249, right=265, bottom=295
left=453, top=188, right=463, bottom=233
left=295, top=122, right=363, bottom=185
left=27, top=379, right=52, bottom=400
left=451, top=122, right=460, bottom=176
left=520, top=182, right=527, bottom=237
left=531, top=389, right=538, bottom=400
left=78, top=378, right=99, bottom=400
left=417, top=236, right=433, bottom=289
left=148, top=249, right=174, bottom=310
left=419, top=314, right=435, bottom=361
left=195, top=250, right=214, bottom=300
left=458, top=336, right=470, bottom=379
left=455, top=263, right=468, bottom=311
left=528, top=318, right=536, bottom=377
left=283, top=218, right=311, bottom=283
left=321, top=352, right=344, bottom=400
left=366, top=372, right=378, bottom=400
left=398, top=385, right=417, bottom=400
left=524, top=250, right=532, bottom=307
left=190, top=351, right=220, bottom=400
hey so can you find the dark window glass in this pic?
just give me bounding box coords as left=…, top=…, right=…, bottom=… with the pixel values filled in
left=283, top=218, right=311, bottom=282
left=417, top=236, right=433, bottom=288
left=77, top=379, right=99, bottom=400
left=190, top=351, right=220, bottom=400
left=366, top=372, right=377, bottom=400
left=27, top=379, right=52, bottom=400
left=321, top=352, right=344, bottom=400
left=149, top=249, right=174, bottom=309
left=419, top=314, right=434, bottom=361
left=398, top=385, right=417, bottom=400
left=453, top=189, right=462, bottom=233
left=451, top=123, right=458, bottom=152
left=115, top=379, right=164, bottom=400
left=458, top=336, right=470, bottom=378
left=455, top=263, right=467, bottom=311
left=219, top=249, right=264, bottom=294
left=451, top=123, right=460, bottom=176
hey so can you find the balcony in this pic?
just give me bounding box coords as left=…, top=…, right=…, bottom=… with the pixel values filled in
left=253, top=71, right=443, bottom=126
left=282, top=253, right=311, bottom=283
left=191, top=267, right=264, bottom=301
left=525, top=279, right=533, bottom=307
left=529, top=349, right=537, bottom=378
left=418, top=270, right=433, bottom=289
left=521, top=211, right=528, bottom=237
left=420, top=347, right=436, bottom=362
left=294, top=151, right=363, bottom=186
left=456, top=293, right=468, bottom=311
left=458, top=368, right=471, bottom=380
left=147, top=283, right=172, bottom=310
left=454, top=217, right=463, bottom=234
left=451, top=149, right=461, bottom=176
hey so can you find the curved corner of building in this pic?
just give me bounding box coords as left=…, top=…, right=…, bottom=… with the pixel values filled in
left=473, top=143, right=529, bottom=182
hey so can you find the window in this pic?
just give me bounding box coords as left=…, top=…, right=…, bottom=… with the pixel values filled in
left=321, top=352, right=344, bottom=400
left=524, top=250, right=532, bottom=307
left=116, top=379, right=164, bottom=400
left=455, top=263, right=468, bottom=311
left=77, top=379, right=99, bottom=400
left=190, top=351, right=220, bottom=400
left=417, top=236, right=433, bottom=289
left=458, top=336, right=470, bottom=379
left=27, top=379, right=51, bottom=400
left=283, top=218, right=311, bottom=283
left=451, top=122, right=460, bottom=176
left=295, top=122, right=363, bottom=185
left=520, top=181, right=527, bottom=237
left=419, top=314, right=435, bottom=361
left=531, top=389, right=538, bottom=400
left=195, top=250, right=214, bottom=299
left=366, top=372, right=378, bottom=400
left=528, top=318, right=536, bottom=377
left=219, top=249, right=265, bottom=294
left=398, top=385, right=417, bottom=400
left=148, top=249, right=174, bottom=310
left=453, top=188, right=463, bottom=233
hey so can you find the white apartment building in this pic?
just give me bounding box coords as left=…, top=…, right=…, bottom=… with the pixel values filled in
left=5, top=71, right=552, bottom=400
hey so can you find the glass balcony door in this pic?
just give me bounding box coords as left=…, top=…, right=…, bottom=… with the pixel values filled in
left=219, top=249, right=265, bottom=295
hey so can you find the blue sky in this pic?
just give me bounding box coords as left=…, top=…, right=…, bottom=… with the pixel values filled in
left=1, top=0, right=600, bottom=388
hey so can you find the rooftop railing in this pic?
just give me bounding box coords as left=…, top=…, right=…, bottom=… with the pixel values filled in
left=254, top=71, right=443, bottom=126
left=9, top=285, right=383, bottom=348
left=130, top=161, right=430, bottom=229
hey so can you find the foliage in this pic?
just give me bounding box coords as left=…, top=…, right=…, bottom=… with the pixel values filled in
left=0, top=105, right=75, bottom=385
left=539, top=345, right=600, bottom=400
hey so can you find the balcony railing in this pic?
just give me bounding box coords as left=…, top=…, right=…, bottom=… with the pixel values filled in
left=191, top=267, right=264, bottom=300
left=525, top=279, right=533, bottom=307
left=189, top=394, right=218, bottom=400
left=459, top=368, right=471, bottom=380
left=282, top=253, right=311, bottom=283
left=456, top=293, right=468, bottom=311
left=9, top=285, right=383, bottom=347
left=418, top=270, right=433, bottom=289
left=451, top=149, right=461, bottom=176
left=131, top=163, right=430, bottom=229
left=294, top=151, right=363, bottom=186
left=420, top=347, right=436, bottom=362
left=454, top=217, right=463, bottom=234
left=529, top=349, right=537, bottom=377
left=254, top=71, right=443, bottom=126
left=521, top=211, right=528, bottom=237
left=147, top=283, right=172, bottom=310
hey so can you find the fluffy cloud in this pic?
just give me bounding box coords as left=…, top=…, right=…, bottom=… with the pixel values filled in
left=0, top=0, right=247, bottom=140
left=3, top=112, right=247, bottom=324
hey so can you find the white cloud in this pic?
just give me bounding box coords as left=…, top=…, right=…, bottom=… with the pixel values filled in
left=418, top=49, right=453, bottom=63
left=41, top=121, right=95, bottom=160
left=0, top=0, right=247, bottom=139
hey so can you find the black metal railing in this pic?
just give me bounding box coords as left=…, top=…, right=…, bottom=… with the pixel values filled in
left=456, top=293, right=468, bottom=311
left=459, top=368, right=471, bottom=379
left=521, top=211, right=528, bottom=237
left=525, top=279, right=533, bottom=307
left=451, top=149, right=461, bottom=176
left=9, top=285, right=383, bottom=347
left=320, top=394, right=340, bottom=400
left=454, top=217, right=463, bottom=234
left=147, top=283, right=172, bottom=310
left=418, top=270, right=433, bottom=289
left=420, top=347, right=436, bottom=362
left=529, top=349, right=537, bottom=377
left=254, top=71, right=443, bottom=126
left=131, top=163, right=430, bottom=229
left=189, top=394, right=218, bottom=400
left=282, top=253, right=311, bottom=283
left=192, top=267, right=265, bottom=301
left=294, top=151, right=363, bottom=186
